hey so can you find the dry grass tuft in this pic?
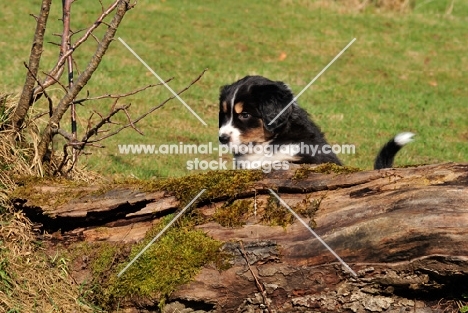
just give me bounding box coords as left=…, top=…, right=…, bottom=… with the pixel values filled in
left=0, top=93, right=99, bottom=190
left=0, top=94, right=35, bottom=198
left=0, top=212, right=97, bottom=312
left=0, top=93, right=102, bottom=311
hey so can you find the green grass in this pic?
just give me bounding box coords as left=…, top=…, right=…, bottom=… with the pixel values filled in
left=1, top=0, right=467, bottom=178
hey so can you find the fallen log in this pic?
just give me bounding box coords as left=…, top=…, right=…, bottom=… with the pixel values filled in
left=11, top=162, right=468, bottom=312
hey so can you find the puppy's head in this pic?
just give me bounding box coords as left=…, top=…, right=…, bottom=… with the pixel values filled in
left=218, top=76, right=295, bottom=146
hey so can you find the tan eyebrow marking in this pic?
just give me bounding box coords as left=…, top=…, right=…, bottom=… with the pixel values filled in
left=234, top=102, right=244, bottom=114
left=222, top=101, right=228, bottom=113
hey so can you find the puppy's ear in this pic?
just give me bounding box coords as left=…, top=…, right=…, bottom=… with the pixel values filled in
left=251, top=82, right=294, bottom=132
left=219, top=85, right=230, bottom=102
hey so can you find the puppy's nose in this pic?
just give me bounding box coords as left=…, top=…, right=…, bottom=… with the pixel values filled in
left=219, top=134, right=230, bottom=144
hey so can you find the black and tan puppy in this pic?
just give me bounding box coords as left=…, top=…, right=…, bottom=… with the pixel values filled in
left=218, top=75, right=413, bottom=170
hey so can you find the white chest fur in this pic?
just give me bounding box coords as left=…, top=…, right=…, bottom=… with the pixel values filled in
left=233, top=142, right=300, bottom=169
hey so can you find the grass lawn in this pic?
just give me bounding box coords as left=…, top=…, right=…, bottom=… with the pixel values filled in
left=0, top=0, right=467, bottom=178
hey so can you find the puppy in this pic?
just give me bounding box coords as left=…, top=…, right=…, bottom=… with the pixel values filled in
left=218, top=75, right=414, bottom=170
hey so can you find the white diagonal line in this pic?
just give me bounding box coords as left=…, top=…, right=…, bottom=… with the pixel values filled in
left=268, top=189, right=357, bottom=277
left=118, top=37, right=207, bottom=126
left=117, top=189, right=206, bottom=277
left=268, top=38, right=356, bottom=126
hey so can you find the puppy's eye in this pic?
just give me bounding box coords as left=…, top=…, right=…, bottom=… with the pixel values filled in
left=239, top=112, right=251, bottom=120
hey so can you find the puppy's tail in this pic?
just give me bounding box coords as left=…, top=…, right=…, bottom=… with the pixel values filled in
left=374, top=132, right=415, bottom=170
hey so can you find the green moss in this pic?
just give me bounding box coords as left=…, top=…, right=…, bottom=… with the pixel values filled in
left=261, top=194, right=323, bottom=228
left=293, top=194, right=322, bottom=218
left=292, top=194, right=323, bottom=229
left=67, top=241, right=124, bottom=279
left=213, top=199, right=254, bottom=227
left=261, top=195, right=295, bottom=227
left=68, top=216, right=224, bottom=309
left=102, top=215, right=223, bottom=308
left=90, top=243, right=121, bottom=277
left=293, top=163, right=362, bottom=180
left=145, top=169, right=264, bottom=205
left=66, top=241, right=127, bottom=310
left=10, top=177, right=94, bottom=208
left=10, top=170, right=265, bottom=212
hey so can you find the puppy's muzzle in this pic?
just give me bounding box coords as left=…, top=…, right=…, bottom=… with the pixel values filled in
left=219, top=134, right=230, bottom=144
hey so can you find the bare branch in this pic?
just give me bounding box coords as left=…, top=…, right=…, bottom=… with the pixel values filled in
left=37, top=0, right=133, bottom=162
left=53, top=100, right=130, bottom=175
left=122, top=106, right=144, bottom=135
left=57, top=128, right=75, bottom=141
left=85, top=111, right=94, bottom=134
left=98, top=0, right=105, bottom=13
left=83, top=143, right=105, bottom=149
left=70, top=27, right=99, bottom=45
left=89, top=32, right=100, bottom=44
left=72, top=58, right=81, bottom=76
left=30, top=111, right=49, bottom=122
left=70, top=27, right=87, bottom=37
left=73, top=79, right=173, bottom=104
left=88, top=68, right=207, bottom=144
left=81, top=103, right=132, bottom=143
left=33, top=0, right=124, bottom=97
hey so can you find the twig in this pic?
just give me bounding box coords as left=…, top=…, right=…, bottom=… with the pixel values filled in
left=30, top=111, right=49, bottom=122
left=33, top=0, right=123, bottom=97
left=61, top=69, right=204, bottom=166
left=84, top=111, right=94, bottom=134
left=98, top=0, right=105, bottom=13
left=42, top=71, right=69, bottom=94
left=23, top=62, right=54, bottom=120
left=87, top=68, right=207, bottom=143
left=238, top=241, right=274, bottom=313
left=81, top=103, right=131, bottom=143
left=47, top=41, right=62, bottom=46
left=30, top=13, right=39, bottom=22
left=37, top=0, right=133, bottom=162
left=62, top=0, right=78, bottom=163
left=56, top=128, right=75, bottom=141
left=72, top=79, right=173, bottom=104
left=122, top=106, right=144, bottom=135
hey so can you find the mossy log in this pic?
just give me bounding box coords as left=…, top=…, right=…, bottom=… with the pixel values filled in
left=11, top=163, right=468, bottom=312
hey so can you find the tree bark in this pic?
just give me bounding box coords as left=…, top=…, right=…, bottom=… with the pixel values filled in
left=11, top=0, right=52, bottom=132
left=12, top=163, right=468, bottom=312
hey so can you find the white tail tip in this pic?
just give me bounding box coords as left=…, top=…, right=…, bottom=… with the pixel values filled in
left=394, top=132, right=415, bottom=146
